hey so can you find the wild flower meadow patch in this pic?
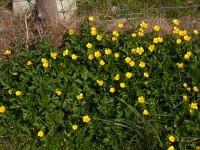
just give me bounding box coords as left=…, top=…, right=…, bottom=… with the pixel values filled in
left=0, top=17, right=199, bottom=149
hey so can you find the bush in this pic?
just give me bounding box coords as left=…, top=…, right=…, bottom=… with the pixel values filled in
left=0, top=18, right=199, bottom=150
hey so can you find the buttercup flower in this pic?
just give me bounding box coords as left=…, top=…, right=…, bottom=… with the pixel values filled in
left=76, top=93, right=84, bottom=101
left=96, top=34, right=103, bottom=41
left=4, top=50, right=11, bottom=55
left=105, top=48, right=112, bottom=55
left=169, top=135, right=176, bottom=142
left=131, top=48, right=137, bottom=54
left=167, top=146, right=175, bottom=150
left=88, top=54, right=94, bottom=60
left=129, top=61, right=135, bottom=67
left=86, top=43, right=93, bottom=49
left=183, top=95, right=188, bottom=101
left=114, top=53, right=120, bottom=58
left=138, top=31, right=144, bottom=37
left=94, top=51, right=101, bottom=58
left=51, top=52, right=57, bottom=59
left=125, top=72, right=132, bottom=79
left=158, top=37, right=163, bottom=43
left=173, top=19, right=180, bottom=26
left=176, top=63, right=184, bottom=69
left=99, top=60, right=105, bottom=66
left=148, top=44, right=155, bottom=52
left=184, top=35, right=191, bottom=41
left=125, top=57, right=132, bottom=63
left=8, top=89, right=13, bottom=95
left=143, top=109, right=149, bottom=115
left=15, top=91, right=22, bottom=96
left=112, top=36, right=117, bottom=41
left=138, top=96, right=145, bottom=104
left=144, top=72, right=149, bottom=78
left=194, top=29, right=199, bottom=35
left=26, top=61, right=32, bottom=66
left=136, top=47, right=144, bottom=55
left=0, top=106, right=6, bottom=113
left=37, top=131, right=44, bottom=137
left=91, top=27, right=97, bottom=36
left=71, top=54, right=78, bottom=60
left=112, top=31, right=119, bottom=37
left=63, top=50, right=69, bottom=56
left=55, top=89, right=62, bottom=96
left=97, top=80, right=104, bottom=86
left=43, top=62, right=48, bottom=68
left=83, top=115, right=91, bottom=123
left=189, top=102, right=198, bottom=113
left=176, top=39, right=182, bottom=44
left=183, top=83, right=188, bottom=88
left=187, top=87, right=191, bottom=92
left=41, top=58, right=48, bottom=64
left=140, top=22, right=148, bottom=29
left=139, top=62, right=146, bottom=68
left=132, top=33, right=137, bottom=37
left=88, top=16, right=95, bottom=22
left=153, top=25, right=160, bottom=31
left=69, top=29, right=75, bottom=35
left=72, top=125, right=78, bottom=131
left=153, top=38, right=159, bottom=44
left=120, top=83, right=126, bottom=88
left=118, top=23, right=124, bottom=29
left=114, top=74, right=120, bottom=81
left=110, top=87, right=115, bottom=93
left=193, top=86, right=199, bottom=92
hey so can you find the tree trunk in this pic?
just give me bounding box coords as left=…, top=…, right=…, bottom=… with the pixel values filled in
left=35, top=0, right=59, bottom=22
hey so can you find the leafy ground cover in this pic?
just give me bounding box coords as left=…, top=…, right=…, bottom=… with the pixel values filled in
left=0, top=17, right=200, bottom=150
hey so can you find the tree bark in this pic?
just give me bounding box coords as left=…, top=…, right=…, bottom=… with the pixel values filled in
left=35, top=0, right=59, bottom=22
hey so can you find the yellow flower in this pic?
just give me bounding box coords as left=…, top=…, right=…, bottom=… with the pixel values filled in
left=51, top=52, right=57, bottom=59
left=120, top=82, right=126, bottom=88
left=148, top=44, right=155, bottom=52
left=187, top=51, right=192, bottom=57
left=41, top=58, right=48, bottom=64
left=144, top=72, right=149, bottom=78
left=86, top=43, right=93, bottom=49
left=129, top=61, right=135, bottom=67
left=139, top=62, right=146, bottom=68
left=138, top=31, right=144, bottom=37
left=4, top=50, right=11, bottom=55
left=97, top=80, right=104, bottom=86
left=189, top=102, right=198, bottom=113
left=26, top=61, right=32, bottom=66
left=176, top=63, right=184, bottom=69
left=118, top=23, right=124, bottom=29
left=153, top=25, right=160, bottom=31
left=184, top=35, right=191, bottom=41
left=37, top=131, right=44, bottom=138
left=69, top=29, right=75, bottom=35
left=105, top=48, right=112, bottom=55
left=153, top=38, right=159, bottom=44
left=132, top=33, right=137, bottom=37
left=88, top=54, right=94, bottom=60
left=183, top=83, right=188, bottom=88
left=187, top=87, right=191, bottom=92
left=178, top=30, right=187, bottom=36
left=83, top=115, right=91, bottom=123
left=176, top=39, right=182, bottom=44
left=193, top=86, right=199, bottom=92
left=136, top=47, right=144, bottom=55
left=131, top=48, right=137, bottom=54
left=55, top=89, right=62, bottom=96
left=8, top=89, right=13, bottom=95
left=43, top=62, right=48, bottom=68
left=158, top=37, right=163, bottom=43
left=63, top=50, right=69, bottom=56
left=173, top=27, right=180, bottom=34
left=114, top=53, right=120, bottom=58
left=194, top=29, right=199, bottom=35
left=125, top=72, right=132, bottom=79
left=140, top=22, right=148, bottom=29
left=143, top=109, right=149, bottom=115
left=15, top=91, right=22, bottom=96
left=112, top=31, right=119, bottom=37
left=138, top=96, right=145, bottom=104
left=91, top=27, right=97, bottom=36
left=173, top=19, right=180, bottom=26
left=0, top=106, right=6, bottom=113
left=110, top=87, right=115, bottom=93
left=183, top=95, right=188, bottom=101
left=76, top=93, right=84, bottom=101
left=88, top=16, right=95, bottom=22
left=167, top=146, right=175, bottom=150
left=114, top=74, right=120, bottom=81
left=72, top=125, right=78, bottom=131
left=71, top=54, right=78, bottom=60
left=169, top=135, right=176, bottom=142
left=125, top=57, right=132, bottom=63
left=99, top=60, right=105, bottom=66
left=112, top=36, right=117, bottom=41
left=94, top=51, right=101, bottom=58
left=96, top=34, right=103, bottom=41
